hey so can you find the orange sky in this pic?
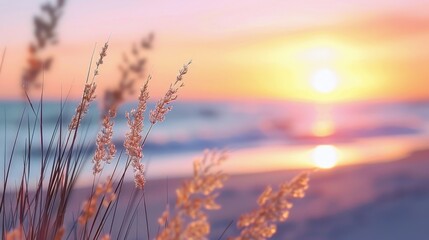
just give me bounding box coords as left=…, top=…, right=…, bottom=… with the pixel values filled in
left=1, top=0, right=429, bottom=102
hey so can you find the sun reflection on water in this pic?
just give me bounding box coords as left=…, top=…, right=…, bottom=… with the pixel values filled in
left=312, top=145, right=339, bottom=169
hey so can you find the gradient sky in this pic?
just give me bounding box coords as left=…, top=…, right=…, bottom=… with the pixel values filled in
left=1, top=0, right=429, bottom=102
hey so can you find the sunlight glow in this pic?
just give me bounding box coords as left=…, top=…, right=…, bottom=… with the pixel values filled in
left=312, top=145, right=338, bottom=169
left=301, top=47, right=335, bottom=61
left=310, top=68, right=338, bottom=93
left=312, top=119, right=335, bottom=137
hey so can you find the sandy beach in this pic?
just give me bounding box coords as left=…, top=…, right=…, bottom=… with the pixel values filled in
left=58, top=147, right=429, bottom=239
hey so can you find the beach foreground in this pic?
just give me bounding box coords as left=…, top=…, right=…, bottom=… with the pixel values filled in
left=57, top=148, right=429, bottom=239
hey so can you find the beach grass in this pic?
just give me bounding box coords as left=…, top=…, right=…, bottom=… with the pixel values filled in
left=1, top=1, right=310, bottom=239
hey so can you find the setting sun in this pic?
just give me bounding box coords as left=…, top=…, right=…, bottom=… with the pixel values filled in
left=310, top=68, right=338, bottom=93
left=312, top=145, right=338, bottom=169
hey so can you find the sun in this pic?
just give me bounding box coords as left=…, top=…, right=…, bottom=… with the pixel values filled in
left=310, top=68, right=338, bottom=93
left=312, top=145, right=338, bottom=169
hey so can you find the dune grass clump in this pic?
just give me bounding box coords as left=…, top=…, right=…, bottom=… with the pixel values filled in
left=1, top=1, right=312, bottom=239
left=1, top=50, right=311, bottom=240
left=0, top=47, right=195, bottom=239
left=1, top=42, right=311, bottom=239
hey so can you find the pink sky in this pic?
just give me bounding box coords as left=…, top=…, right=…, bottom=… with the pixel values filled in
left=1, top=0, right=429, bottom=101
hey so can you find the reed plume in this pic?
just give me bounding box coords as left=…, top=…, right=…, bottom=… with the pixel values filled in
left=69, top=42, right=108, bottom=131
left=22, top=0, right=66, bottom=92
left=157, top=150, right=228, bottom=240
left=123, top=60, right=192, bottom=189
left=230, top=172, right=310, bottom=240
left=150, top=61, right=191, bottom=124
left=93, top=113, right=116, bottom=174
left=123, top=78, right=150, bottom=189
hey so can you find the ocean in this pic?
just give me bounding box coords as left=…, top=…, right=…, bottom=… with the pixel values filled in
left=1, top=99, right=429, bottom=186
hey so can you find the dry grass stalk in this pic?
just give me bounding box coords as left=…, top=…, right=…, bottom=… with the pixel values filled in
left=157, top=150, right=228, bottom=240
left=78, top=176, right=116, bottom=225
left=123, top=78, right=150, bottom=189
left=150, top=61, right=191, bottom=124
left=22, top=0, right=66, bottom=92
left=230, top=172, right=310, bottom=240
left=69, top=42, right=109, bottom=130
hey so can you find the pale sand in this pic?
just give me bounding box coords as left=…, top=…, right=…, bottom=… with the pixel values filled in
left=59, top=148, right=429, bottom=239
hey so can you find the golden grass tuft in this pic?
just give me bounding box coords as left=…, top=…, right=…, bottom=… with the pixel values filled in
left=230, top=172, right=310, bottom=239
left=157, top=150, right=228, bottom=240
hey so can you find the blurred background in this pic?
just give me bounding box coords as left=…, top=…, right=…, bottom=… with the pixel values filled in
left=1, top=0, right=429, bottom=239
